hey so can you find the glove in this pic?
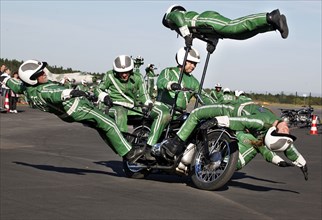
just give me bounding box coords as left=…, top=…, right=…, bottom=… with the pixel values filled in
left=142, top=103, right=153, bottom=115
left=70, top=90, right=87, bottom=98
left=184, top=35, right=193, bottom=47
left=170, top=83, right=181, bottom=91
left=103, top=95, right=113, bottom=107
left=300, top=165, right=308, bottom=181
left=277, top=161, right=294, bottom=167
left=200, top=118, right=218, bottom=130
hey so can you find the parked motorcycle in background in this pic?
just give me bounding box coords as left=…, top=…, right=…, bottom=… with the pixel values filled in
left=280, top=106, right=320, bottom=128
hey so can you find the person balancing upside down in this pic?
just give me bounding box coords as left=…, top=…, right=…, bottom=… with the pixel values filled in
left=162, top=5, right=289, bottom=40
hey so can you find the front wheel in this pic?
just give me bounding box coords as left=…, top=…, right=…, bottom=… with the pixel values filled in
left=123, top=126, right=151, bottom=179
left=190, top=129, right=239, bottom=191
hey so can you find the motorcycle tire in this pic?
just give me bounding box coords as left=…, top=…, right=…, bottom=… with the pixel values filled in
left=190, top=129, right=239, bottom=191
left=123, top=126, right=151, bottom=179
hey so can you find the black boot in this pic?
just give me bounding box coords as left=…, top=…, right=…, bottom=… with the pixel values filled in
left=200, top=118, right=218, bottom=130
left=300, top=164, right=308, bottom=181
left=267, top=9, right=289, bottom=39
left=123, top=145, right=146, bottom=163
left=144, top=145, right=156, bottom=161
left=162, top=135, right=185, bottom=158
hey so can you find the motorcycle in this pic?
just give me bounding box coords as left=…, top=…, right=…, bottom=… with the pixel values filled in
left=279, top=108, right=298, bottom=127
left=280, top=106, right=317, bottom=128
left=120, top=100, right=239, bottom=191
left=119, top=38, right=238, bottom=190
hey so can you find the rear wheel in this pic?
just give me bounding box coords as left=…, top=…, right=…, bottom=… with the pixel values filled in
left=190, top=129, right=238, bottom=191
left=123, top=126, right=151, bottom=179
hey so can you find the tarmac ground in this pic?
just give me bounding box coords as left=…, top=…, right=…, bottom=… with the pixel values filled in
left=1, top=105, right=321, bottom=220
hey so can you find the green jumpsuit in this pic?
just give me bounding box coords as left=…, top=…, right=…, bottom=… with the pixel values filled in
left=165, top=10, right=275, bottom=40
left=210, top=89, right=223, bottom=103
left=95, top=70, right=171, bottom=146
left=75, top=83, right=90, bottom=93
left=176, top=100, right=306, bottom=169
left=5, top=78, right=132, bottom=157
left=156, top=66, right=215, bottom=111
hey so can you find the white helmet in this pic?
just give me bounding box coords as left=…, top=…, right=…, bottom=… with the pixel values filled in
left=223, top=88, right=230, bottom=93
left=215, top=83, right=222, bottom=88
left=176, top=47, right=200, bottom=66
left=235, top=90, right=244, bottom=97
left=162, top=5, right=186, bottom=28
left=113, top=55, right=134, bottom=73
left=264, top=126, right=296, bottom=151
left=18, top=59, right=47, bottom=85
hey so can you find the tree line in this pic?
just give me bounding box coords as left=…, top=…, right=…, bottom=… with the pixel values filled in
left=1, top=58, right=321, bottom=106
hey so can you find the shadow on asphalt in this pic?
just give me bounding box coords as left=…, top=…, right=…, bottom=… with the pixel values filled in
left=217, top=172, right=300, bottom=194
left=13, top=161, right=118, bottom=176
left=12, top=161, right=301, bottom=193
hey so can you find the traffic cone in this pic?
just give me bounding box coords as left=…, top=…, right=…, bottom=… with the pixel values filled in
left=4, top=92, right=9, bottom=112
left=309, top=115, right=318, bottom=135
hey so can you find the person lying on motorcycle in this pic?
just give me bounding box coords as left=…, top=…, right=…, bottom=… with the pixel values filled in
left=162, top=98, right=308, bottom=180
left=156, top=46, right=215, bottom=112
left=162, top=5, right=289, bottom=41
left=94, top=55, right=171, bottom=160
left=0, top=59, right=145, bottom=163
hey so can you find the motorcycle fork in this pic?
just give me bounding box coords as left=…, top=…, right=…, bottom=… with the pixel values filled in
left=199, top=128, right=210, bottom=161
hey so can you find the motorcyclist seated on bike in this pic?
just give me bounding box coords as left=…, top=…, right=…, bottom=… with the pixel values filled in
left=94, top=55, right=171, bottom=160
left=156, top=46, right=215, bottom=114
left=162, top=98, right=308, bottom=180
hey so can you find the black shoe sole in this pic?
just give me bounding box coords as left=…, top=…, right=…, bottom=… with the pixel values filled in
left=279, top=15, right=289, bottom=39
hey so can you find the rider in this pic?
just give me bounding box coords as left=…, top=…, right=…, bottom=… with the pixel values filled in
left=75, top=79, right=90, bottom=93
left=220, top=88, right=236, bottom=104
left=145, top=64, right=158, bottom=99
left=161, top=99, right=308, bottom=180
left=0, top=59, right=145, bottom=163
left=94, top=55, right=171, bottom=158
left=156, top=46, right=215, bottom=111
left=210, top=83, right=223, bottom=103
left=162, top=5, right=289, bottom=40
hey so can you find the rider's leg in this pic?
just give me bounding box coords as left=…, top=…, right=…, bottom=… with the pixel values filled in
left=236, top=132, right=259, bottom=170
left=147, top=101, right=171, bottom=146
left=108, top=106, right=129, bottom=133
left=162, top=104, right=233, bottom=158
left=284, top=144, right=308, bottom=180
left=177, top=104, right=233, bottom=141
left=196, top=10, right=287, bottom=39
left=68, top=99, right=144, bottom=161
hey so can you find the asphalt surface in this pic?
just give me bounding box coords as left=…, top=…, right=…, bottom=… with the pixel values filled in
left=1, top=105, right=321, bottom=220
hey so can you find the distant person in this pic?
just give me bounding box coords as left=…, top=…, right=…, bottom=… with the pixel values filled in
left=235, top=90, right=252, bottom=102
left=0, top=59, right=145, bottom=163
left=1, top=67, right=11, bottom=111
left=9, top=71, right=20, bottom=113
left=220, top=88, right=235, bottom=103
left=76, top=79, right=90, bottom=93
left=210, top=83, right=223, bottom=102
left=145, top=64, right=159, bottom=99
left=162, top=5, right=289, bottom=41
left=1, top=64, right=8, bottom=112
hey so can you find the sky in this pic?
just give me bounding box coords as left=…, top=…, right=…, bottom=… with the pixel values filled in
left=1, top=0, right=321, bottom=97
